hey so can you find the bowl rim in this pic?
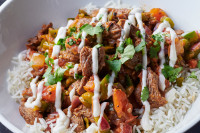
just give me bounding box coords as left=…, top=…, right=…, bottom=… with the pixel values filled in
left=0, top=0, right=200, bottom=132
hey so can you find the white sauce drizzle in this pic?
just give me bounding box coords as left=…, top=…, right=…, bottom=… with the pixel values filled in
left=73, top=64, right=79, bottom=79
left=153, top=20, right=170, bottom=91
left=25, top=76, right=39, bottom=108
left=107, top=71, right=115, bottom=98
left=92, top=47, right=101, bottom=117
left=134, top=8, right=152, bottom=131
left=97, top=102, right=108, bottom=128
left=52, top=20, right=74, bottom=58
left=53, top=82, right=72, bottom=132
left=25, top=80, right=45, bottom=108
left=166, top=27, right=178, bottom=67
left=78, top=8, right=108, bottom=51
left=69, top=87, right=76, bottom=102
left=86, top=123, right=98, bottom=133
left=54, top=59, right=59, bottom=71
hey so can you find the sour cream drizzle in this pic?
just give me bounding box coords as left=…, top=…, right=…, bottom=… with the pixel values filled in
left=52, top=20, right=74, bottom=58
left=25, top=80, right=45, bottom=108
left=131, top=8, right=152, bottom=131
left=78, top=8, right=108, bottom=51
left=166, top=27, right=177, bottom=67
left=153, top=20, right=170, bottom=91
left=92, top=47, right=101, bottom=117
left=69, top=87, right=76, bottom=102
left=53, top=82, right=72, bottom=132
left=25, top=76, right=39, bottom=108
left=54, top=59, right=59, bottom=71
left=74, top=64, right=79, bottom=79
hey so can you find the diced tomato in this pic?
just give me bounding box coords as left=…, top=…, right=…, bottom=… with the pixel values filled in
left=113, top=89, right=137, bottom=123
left=150, top=8, right=167, bottom=21
left=42, top=84, right=57, bottom=102
left=188, top=59, right=198, bottom=68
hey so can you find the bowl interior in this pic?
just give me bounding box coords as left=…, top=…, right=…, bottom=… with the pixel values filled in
left=0, top=0, right=200, bottom=132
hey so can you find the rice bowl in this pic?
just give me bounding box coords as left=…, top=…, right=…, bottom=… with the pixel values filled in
left=1, top=0, right=200, bottom=133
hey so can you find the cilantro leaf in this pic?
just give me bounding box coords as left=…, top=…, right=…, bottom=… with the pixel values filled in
left=66, top=63, right=74, bottom=69
left=152, top=33, right=164, bottom=46
left=198, top=60, right=200, bottom=69
left=80, top=24, right=104, bottom=36
left=141, top=86, right=149, bottom=102
left=55, top=38, right=67, bottom=50
left=73, top=32, right=81, bottom=39
left=149, top=46, right=161, bottom=58
left=75, top=74, right=84, bottom=79
left=94, top=44, right=103, bottom=49
left=68, top=39, right=76, bottom=46
left=106, top=60, right=122, bottom=73
left=136, top=31, right=142, bottom=38
left=125, top=38, right=133, bottom=45
left=188, top=71, right=198, bottom=80
left=45, top=74, right=56, bottom=86
left=120, top=45, right=135, bottom=64
left=45, top=55, right=54, bottom=66
left=135, top=39, right=146, bottom=52
left=54, top=67, right=67, bottom=82
left=161, top=65, right=183, bottom=82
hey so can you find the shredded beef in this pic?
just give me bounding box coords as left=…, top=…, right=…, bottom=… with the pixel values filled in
left=19, top=102, right=43, bottom=125
left=26, top=23, right=53, bottom=50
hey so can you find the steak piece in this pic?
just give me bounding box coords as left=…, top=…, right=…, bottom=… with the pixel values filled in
left=68, top=76, right=89, bottom=95
left=19, top=102, right=43, bottom=125
left=134, top=67, right=167, bottom=108
left=80, top=47, right=105, bottom=77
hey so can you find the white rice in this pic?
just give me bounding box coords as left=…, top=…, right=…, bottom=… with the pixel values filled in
left=146, top=69, right=200, bottom=133
left=7, top=0, right=200, bottom=133
left=7, top=50, right=33, bottom=102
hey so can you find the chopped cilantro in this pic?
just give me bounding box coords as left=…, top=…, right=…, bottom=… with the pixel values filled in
left=80, top=24, right=104, bottom=36
left=66, top=63, right=74, bottom=69
left=161, top=65, right=183, bottom=82
left=55, top=37, right=67, bottom=50
left=188, top=72, right=198, bottom=80
left=136, top=31, right=142, bottom=38
left=149, top=46, right=161, bottom=58
left=152, top=33, right=164, bottom=46
left=120, top=44, right=135, bottom=64
left=135, top=64, right=143, bottom=71
left=135, top=39, right=146, bottom=52
left=198, top=60, right=200, bottom=69
left=68, top=39, right=76, bottom=46
left=73, top=32, right=81, bottom=39
left=141, top=86, right=149, bottom=102
left=44, top=52, right=48, bottom=57
left=75, top=74, right=84, bottom=79
left=125, top=38, right=133, bottom=45
left=106, top=60, right=122, bottom=73
left=69, top=27, right=76, bottom=36
left=45, top=55, right=54, bottom=66
left=94, top=44, right=103, bottom=49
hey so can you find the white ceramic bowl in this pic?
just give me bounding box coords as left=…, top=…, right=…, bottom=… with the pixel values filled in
left=0, top=0, right=200, bottom=132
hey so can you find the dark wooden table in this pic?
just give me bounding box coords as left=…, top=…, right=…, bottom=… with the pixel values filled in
left=0, top=0, right=199, bottom=132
